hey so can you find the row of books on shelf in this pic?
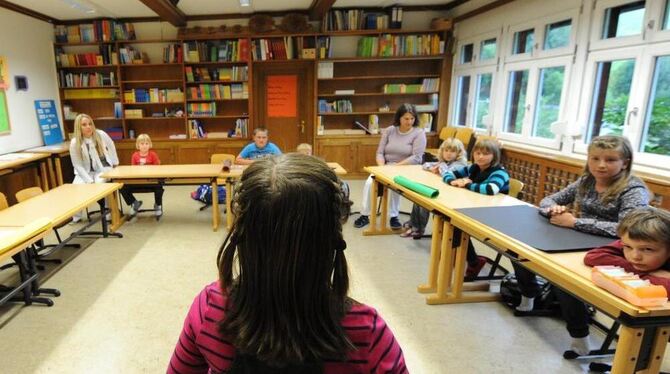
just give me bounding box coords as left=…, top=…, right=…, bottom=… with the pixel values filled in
left=357, top=34, right=444, bottom=57
left=123, top=88, right=184, bottom=103
left=163, top=44, right=183, bottom=63
left=63, top=88, right=118, bottom=99
left=183, top=39, right=249, bottom=63
left=383, top=79, right=440, bottom=93
left=318, top=99, right=353, bottom=113
left=54, top=21, right=136, bottom=43
left=250, top=37, right=322, bottom=61
left=187, top=102, right=217, bottom=117
left=59, top=71, right=116, bottom=88
left=119, top=46, right=148, bottom=64
left=185, top=66, right=248, bottom=82
left=56, top=45, right=116, bottom=67
left=187, top=118, right=249, bottom=139
left=187, top=83, right=249, bottom=100
left=322, top=8, right=402, bottom=31
left=123, top=107, right=184, bottom=119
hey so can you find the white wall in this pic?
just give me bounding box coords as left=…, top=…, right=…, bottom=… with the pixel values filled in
left=0, top=8, right=62, bottom=154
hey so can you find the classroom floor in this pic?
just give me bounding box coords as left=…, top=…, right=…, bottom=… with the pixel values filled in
left=1, top=180, right=669, bottom=373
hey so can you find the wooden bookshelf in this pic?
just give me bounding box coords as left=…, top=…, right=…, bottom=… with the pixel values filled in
left=54, top=23, right=449, bottom=172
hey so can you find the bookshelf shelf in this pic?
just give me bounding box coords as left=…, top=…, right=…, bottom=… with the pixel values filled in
left=59, top=85, right=119, bottom=90
left=186, top=98, right=248, bottom=102
left=64, top=117, right=122, bottom=122
left=122, top=79, right=184, bottom=84
left=319, top=91, right=439, bottom=98
left=123, top=101, right=184, bottom=105
left=320, top=55, right=444, bottom=63
left=117, top=39, right=181, bottom=44
left=184, top=61, right=248, bottom=66
left=120, top=63, right=183, bottom=67
left=57, top=65, right=118, bottom=70
left=188, top=115, right=249, bottom=119
left=319, top=111, right=395, bottom=115
left=318, top=74, right=439, bottom=81
left=62, top=97, right=118, bottom=101
left=324, top=29, right=443, bottom=36
left=185, top=80, right=247, bottom=85
left=124, top=117, right=185, bottom=121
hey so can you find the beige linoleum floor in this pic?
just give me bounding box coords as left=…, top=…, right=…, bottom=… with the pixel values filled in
left=2, top=180, right=669, bottom=373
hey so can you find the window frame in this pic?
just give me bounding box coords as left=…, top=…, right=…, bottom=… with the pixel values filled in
left=643, top=0, right=670, bottom=42
left=574, top=46, right=645, bottom=154
left=589, top=0, right=649, bottom=51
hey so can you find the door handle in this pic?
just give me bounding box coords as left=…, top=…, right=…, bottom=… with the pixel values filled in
left=299, top=120, right=305, bottom=134
left=626, top=107, right=638, bottom=127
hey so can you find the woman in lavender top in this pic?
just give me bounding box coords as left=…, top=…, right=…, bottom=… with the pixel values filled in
left=353, top=103, right=427, bottom=229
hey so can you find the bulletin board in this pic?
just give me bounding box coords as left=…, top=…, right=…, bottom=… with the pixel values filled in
left=266, top=75, right=297, bottom=118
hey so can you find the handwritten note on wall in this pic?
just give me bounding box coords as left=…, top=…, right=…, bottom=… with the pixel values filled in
left=267, top=75, right=297, bottom=118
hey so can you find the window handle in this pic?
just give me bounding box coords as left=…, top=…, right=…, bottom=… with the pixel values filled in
left=626, top=107, right=639, bottom=127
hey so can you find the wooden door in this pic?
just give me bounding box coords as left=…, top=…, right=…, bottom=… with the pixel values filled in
left=253, top=61, right=314, bottom=153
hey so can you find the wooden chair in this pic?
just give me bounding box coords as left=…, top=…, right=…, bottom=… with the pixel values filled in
left=196, top=154, right=235, bottom=211
left=426, top=126, right=458, bottom=157
left=0, top=192, right=8, bottom=211
left=455, top=127, right=475, bottom=154
left=508, top=178, right=524, bottom=200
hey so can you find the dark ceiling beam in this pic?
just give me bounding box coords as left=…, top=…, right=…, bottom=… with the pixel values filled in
left=138, top=0, right=186, bottom=27
left=308, top=0, right=336, bottom=21
left=0, top=0, right=59, bottom=23
left=453, top=0, right=516, bottom=23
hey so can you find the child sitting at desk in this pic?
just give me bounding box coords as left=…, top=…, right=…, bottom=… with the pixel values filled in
left=513, top=136, right=649, bottom=314
left=296, top=143, right=312, bottom=156
left=401, top=138, right=468, bottom=239
left=119, top=134, right=164, bottom=217
left=168, top=154, right=406, bottom=373
left=442, top=139, right=509, bottom=279
left=235, top=127, right=282, bottom=165
left=560, top=207, right=670, bottom=356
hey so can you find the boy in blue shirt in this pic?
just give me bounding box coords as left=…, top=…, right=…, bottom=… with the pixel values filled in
left=236, top=127, right=282, bottom=165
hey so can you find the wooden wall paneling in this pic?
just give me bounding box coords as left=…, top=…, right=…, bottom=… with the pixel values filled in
left=316, top=138, right=357, bottom=175
left=175, top=142, right=211, bottom=164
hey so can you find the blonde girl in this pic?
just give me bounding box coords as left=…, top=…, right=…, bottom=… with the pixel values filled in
left=514, top=136, right=649, bottom=322
left=69, top=114, right=119, bottom=222
left=120, top=134, right=164, bottom=217
left=401, top=138, right=468, bottom=238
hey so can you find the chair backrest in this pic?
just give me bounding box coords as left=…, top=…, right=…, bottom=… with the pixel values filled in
left=455, top=127, right=475, bottom=149
left=0, top=192, right=8, bottom=211
left=508, top=178, right=524, bottom=199
left=15, top=187, right=44, bottom=203
left=211, top=153, right=236, bottom=165
left=439, top=126, right=457, bottom=141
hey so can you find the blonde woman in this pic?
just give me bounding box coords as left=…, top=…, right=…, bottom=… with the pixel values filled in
left=69, top=114, right=119, bottom=223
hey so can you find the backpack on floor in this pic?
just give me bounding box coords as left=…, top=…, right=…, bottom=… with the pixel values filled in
left=500, top=273, right=561, bottom=316
left=191, top=184, right=226, bottom=205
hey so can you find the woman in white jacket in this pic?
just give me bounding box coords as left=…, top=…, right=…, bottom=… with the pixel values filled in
left=69, top=113, right=119, bottom=222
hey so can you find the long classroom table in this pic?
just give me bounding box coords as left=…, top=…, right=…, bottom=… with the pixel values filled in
left=0, top=152, right=50, bottom=192
left=24, top=142, right=71, bottom=188
left=102, top=164, right=224, bottom=231
left=365, top=164, right=670, bottom=374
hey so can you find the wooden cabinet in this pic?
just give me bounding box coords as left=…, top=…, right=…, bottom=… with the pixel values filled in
left=114, top=139, right=248, bottom=165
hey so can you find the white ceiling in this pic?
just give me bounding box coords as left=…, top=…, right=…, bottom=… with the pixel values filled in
left=6, top=0, right=456, bottom=21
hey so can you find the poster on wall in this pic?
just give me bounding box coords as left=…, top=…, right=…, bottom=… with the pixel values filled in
left=0, top=57, right=8, bottom=90
left=266, top=75, right=297, bottom=118
left=0, top=90, right=9, bottom=136
left=34, top=100, right=63, bottom=145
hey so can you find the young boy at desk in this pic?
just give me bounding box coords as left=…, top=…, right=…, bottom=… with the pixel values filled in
left=560, top=207, right=670, bottom=356
left=235, top=127, right=282, bottom=165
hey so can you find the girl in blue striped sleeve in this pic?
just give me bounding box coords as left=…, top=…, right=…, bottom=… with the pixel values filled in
left=442, top=139, right=510, bottom=278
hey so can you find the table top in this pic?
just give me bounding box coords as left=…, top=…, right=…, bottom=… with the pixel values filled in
left=0, top=219, right=52, bottom=263
left=102, top=164, right=224, bottom=179
left=24, top=142, right=70, bottom=155
left=0, top=183, right=122, bottom=226
left=0, top=152, right=50, bottom=170
left=365, top=165, right=525, bottom=212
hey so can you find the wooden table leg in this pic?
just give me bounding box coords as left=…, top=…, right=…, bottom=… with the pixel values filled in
left=611, top=326, right=644, bottom=374
left=54, top=157, right=64, bottom=185
left=427, top=223, right=499, bottom=305
left=108, top=189, right=124, bottom=232
left=363, top=179, right=394, bottom=236
left=211, top=179, right=220, bottom=232
left=418, top=214, right=443, bottom=293
left=46, top=158, right=57, bottom=189
left=39, top=161, right=49, bottom=191
left=226, top=178, right=233, bottom=230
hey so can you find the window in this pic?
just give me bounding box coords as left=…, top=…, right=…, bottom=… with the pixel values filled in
left=461, top=44, right=474, bottom=63
left=665, top=1, right=670, bottom=30
left=474, top=73, right=493, bottom=129
left=640, top=55, right=670, bottom=156
left=586, top=59, right=636, bottom=141
left=512, top=29, right=534, bottom=54
left=480, top=39, right=497, bottom=61
left=602, top=1, right=645, bottom=39
left=504, top=70, right=529, bottom=134
left=544, top=20, right=571, bottom=50
left=454, top=76, right=471, bottom=126
left=532, top=67, right=565, bottom=138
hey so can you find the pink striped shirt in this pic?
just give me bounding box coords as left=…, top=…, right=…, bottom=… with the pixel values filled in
left=168, top=282, right=408, bottom=374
